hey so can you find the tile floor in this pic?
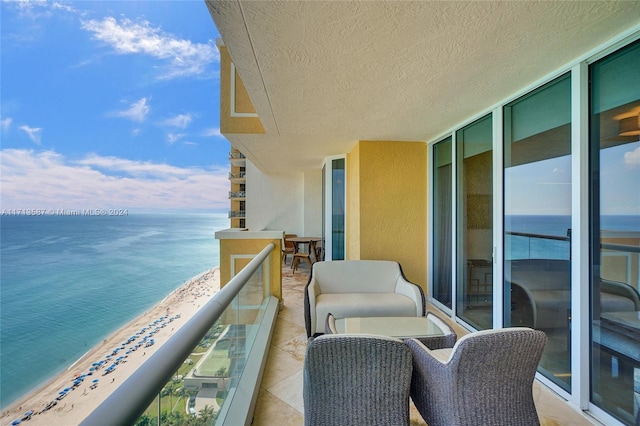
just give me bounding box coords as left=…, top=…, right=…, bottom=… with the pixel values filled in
left=251, top=263, right=604, bottom=426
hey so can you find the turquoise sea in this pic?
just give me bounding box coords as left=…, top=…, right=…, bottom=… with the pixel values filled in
left=0, top=213, right=228, bottom=409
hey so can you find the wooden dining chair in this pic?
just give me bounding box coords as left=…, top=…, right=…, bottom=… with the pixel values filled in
left=292, top=250, right=312, bottom=273
left=282, top=234, right=297, bottom=265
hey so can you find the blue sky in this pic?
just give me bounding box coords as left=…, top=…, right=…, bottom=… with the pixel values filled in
left=1, top=0, right=230, bottom=212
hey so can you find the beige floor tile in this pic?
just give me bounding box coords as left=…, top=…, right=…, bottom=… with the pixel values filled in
left=260, top=344, right=303, bottom=390
left=267, top=370, right=304, bottom=414
left=252, top=388, right=304, bottom=426
left=271, top=316, right=306, bottom=348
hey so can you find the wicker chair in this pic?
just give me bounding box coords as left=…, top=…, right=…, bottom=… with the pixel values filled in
left=413, top=311, right=457, bottom=350
left=407, top=327, right=547, bottom=426
left=303, top=334, right=412, bottom=426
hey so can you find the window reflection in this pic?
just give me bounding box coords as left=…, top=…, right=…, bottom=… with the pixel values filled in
left=503, top=74, right=572, bottom=391
left=457, top=115, right=493, bottom=330
left=433, top=138, right=452, bottom=308
left=590, top=40, right=640, bottom=426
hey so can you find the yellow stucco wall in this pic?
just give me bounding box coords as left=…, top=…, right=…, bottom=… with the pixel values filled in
left=218, top=238, right=283, bottom=301
left=346, top=141, right=428, bottom=290
left=347, top=147, right=361, bottom=260
left=218, top=46, right=265, bottom=134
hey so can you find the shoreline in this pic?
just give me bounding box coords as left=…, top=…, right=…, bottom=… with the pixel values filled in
left=0, top=267, right=221, bottom=426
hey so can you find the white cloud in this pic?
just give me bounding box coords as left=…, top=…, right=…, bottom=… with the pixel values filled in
left=113, top=98, right=150, bottom=123
left=162, top=113, right=192, bottom=129
left=81, top=16, right=219, bottom=80
left=0, top=149, right=230, bottom=210
left=167, top=133, right=185, bottom=145
left=18, top=125, right=42, bottom=144
left=1, top=117, right=12, bottom=131
left=5, top=0, right=80, bottom=20
left=624, top=146, right=640, bottom=167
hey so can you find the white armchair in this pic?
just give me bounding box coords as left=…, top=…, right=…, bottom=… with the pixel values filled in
left=304, top=260, right=425, bottom=337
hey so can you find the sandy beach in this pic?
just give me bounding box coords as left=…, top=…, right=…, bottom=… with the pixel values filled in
left=0, top=267, right=221, bottom=426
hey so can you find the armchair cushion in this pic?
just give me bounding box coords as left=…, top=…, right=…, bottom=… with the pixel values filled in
left=304, top=260, right=425, bottom=337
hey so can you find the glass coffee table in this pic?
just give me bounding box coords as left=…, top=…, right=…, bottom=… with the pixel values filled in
left=334, top=316, right=445, bottom=339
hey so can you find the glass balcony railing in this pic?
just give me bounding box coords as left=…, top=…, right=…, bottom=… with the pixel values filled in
left=228, top=152, right=246, bottom=160
left=228, top=191, right=246, bottom=199
left=80, top=243, right=278, bottom=426
left=505, top=230, right=571, bottom=261
left=228, top=211, right=245, bottom=218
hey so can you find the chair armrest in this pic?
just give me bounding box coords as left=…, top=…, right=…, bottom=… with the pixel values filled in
left=406, top=338, right=452, bottom=366
left=601, top=278, right=640, bottom=311
left=395, top=277, right=425, bottom=316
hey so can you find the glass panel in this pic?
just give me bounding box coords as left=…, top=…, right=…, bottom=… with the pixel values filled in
left=456, top=115, right=493, bottom=329
left=503, top=74, right=572, bottom=391
left=136, top=258, right=272, bottom=425
left=331, top=158, right=345, bottom=260
left=590, top=40, right=640, bottom=426
left=433, top=137, right=453, bottom=308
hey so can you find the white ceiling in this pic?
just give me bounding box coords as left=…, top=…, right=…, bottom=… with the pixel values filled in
left=207, top=0, right=640, bottom=173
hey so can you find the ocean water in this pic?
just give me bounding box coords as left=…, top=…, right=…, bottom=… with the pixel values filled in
left=0, top=213, right=228, bottom=409
left=506, top=215, right=640, bottom=260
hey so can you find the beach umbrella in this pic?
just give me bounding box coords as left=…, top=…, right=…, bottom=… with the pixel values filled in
left=64, top=387, right=71, bottom=392
left=11, top=419, right=21, bottom=425
left=93, top=379, right=99, bottom=383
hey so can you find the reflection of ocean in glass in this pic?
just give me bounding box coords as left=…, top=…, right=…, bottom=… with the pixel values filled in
left=506, top=215, right=640, bottom=260
left=0, top=213, right=227, bottom=409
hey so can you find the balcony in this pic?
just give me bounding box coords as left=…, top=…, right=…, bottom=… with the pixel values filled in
left=228, top=152, right=246, bottom=167
left=228, top=191, right=246, bottom=200
left=228, top=210, right=245, bottom=219
left=252, top=266, right=599, bottom=425
left=228, top=172, right=246, bottom=184
left=82, top=247, right=603, bottom=425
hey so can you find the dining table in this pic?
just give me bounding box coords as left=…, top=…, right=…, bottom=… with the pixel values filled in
left=286, top=236, right=322, bottom=263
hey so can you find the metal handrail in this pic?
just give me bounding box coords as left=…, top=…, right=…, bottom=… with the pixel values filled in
left=506, top=230, right=639, bottom=253
left=601, top=242, right=640, bottom=254
left=80, top=243, right=275, bottom=426
left=506, top=230, right=570, bottom=242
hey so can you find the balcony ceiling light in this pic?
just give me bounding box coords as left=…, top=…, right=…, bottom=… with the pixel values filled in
left=619, top=114, right=640, bottom=137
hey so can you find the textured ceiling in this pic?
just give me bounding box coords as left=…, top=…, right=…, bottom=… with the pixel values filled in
left=207, top=0, right=640, bottom=173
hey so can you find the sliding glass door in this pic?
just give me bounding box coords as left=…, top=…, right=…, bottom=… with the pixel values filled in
left=589, top=40, right=640, bottom=425
left=456, top=115, right=493, bottom=330
left=503, top=74, right=572, bottom=391
left=323, top=157, right=345, bottom=261
left=432, top=137, right=453, bottom=308
left=428, top=36, right=640, bottom=426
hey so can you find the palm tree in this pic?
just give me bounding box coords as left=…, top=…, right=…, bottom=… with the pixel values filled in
left=198, top=405, right=215, bottom=424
